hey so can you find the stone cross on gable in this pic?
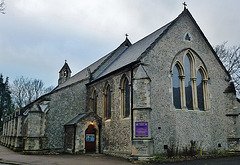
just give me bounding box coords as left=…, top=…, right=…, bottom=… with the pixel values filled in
left=125, top=33, right=129, bottom=38
left=183, top=2, right=187, bottom=9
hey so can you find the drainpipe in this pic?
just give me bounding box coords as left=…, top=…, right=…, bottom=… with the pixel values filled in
left=131, top=66, right=134, bottom=142
left=98, top=122, right=102, bottom=153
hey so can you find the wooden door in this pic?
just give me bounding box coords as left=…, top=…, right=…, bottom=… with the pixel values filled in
left=85, top=124, right=96, bottom=153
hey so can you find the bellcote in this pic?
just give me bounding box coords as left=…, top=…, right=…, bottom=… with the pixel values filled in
left=58, top=60, right=72, bottom=85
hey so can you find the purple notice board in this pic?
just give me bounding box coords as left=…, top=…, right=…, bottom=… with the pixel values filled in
left=135, top=122, right=148, bottom=136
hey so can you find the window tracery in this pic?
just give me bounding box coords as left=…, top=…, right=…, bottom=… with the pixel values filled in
left=172, top=50, right=208, bottom=111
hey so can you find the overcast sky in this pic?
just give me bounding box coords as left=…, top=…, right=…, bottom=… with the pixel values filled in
left=0, top=0, right=239, bottom=87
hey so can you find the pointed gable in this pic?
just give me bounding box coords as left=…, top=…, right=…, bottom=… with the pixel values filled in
left=54, top=8, right=230, bottom=91
left=58, top=61, right=72, bottom=85
left=93, top=8, right=230, bottom=80
left=133, top=65, right=150, bottom=80
left=172, top=8, right=230, bottom=78
left=59, top=62, right=71, bottom=74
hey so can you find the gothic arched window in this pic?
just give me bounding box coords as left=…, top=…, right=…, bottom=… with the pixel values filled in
left=104, top=84, right=111, bottom=120
left=171, top=50, right=208, bottom=111
left=90, top=89, right=98, bottom=114
left=172, top=65, right=181, bottom=109
left=197, top=70, right=205, bottom=111
left=64, top=69, right=68, bottom=78
left=184, top=55, right=193, bottom=110
left=122, top=78, right=130, bottom=117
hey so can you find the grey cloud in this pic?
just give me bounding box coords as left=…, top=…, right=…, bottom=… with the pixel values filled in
left=0, top=0, right=239, bottom=87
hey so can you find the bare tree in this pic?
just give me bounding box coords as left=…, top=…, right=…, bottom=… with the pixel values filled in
left=215, top=42, right=240, bottom=97
left=11, top=77, right=26, bottom=109
left=0, top=0, right=6, bottom=14
left=11, top=76, right=54, bottom=109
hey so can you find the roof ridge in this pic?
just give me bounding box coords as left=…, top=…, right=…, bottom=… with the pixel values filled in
left=54, top=38, right=132, bottom=90
left=91, top=38, right=132, bottom=75
left=94, top=47, right=129, bottom=80
left=90, top=12, right=182, bottom=80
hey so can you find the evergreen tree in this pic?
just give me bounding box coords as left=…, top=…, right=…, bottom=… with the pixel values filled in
left=0, top=74, right=14, bottom=130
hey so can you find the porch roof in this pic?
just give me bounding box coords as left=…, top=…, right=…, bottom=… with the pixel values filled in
left=64, top=112, right=101, bottom=126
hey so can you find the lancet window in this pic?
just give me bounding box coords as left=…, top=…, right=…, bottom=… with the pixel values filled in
left=104, top=83, right=111, bottom=120
left=121, top=77, right=130, bottom=118
left=90, top=88, right=98, bottom=114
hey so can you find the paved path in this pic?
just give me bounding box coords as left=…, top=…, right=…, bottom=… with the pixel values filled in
left=150, top=156, right=240, bottom=165
left=0, top=145, right=132, bottom=165
left=2, top=145, right=240, bottom=165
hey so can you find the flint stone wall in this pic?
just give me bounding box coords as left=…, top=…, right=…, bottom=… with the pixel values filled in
left=141, top=12, right=239, bottom=153
left=88, top=68, right=132, bottom=158
left=45, top=79, right=88, bottom=152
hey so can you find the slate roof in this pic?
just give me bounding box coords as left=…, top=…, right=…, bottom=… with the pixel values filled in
left=94, top=22, right=172, bottom=79
left=55, top=51, right=112, bottom=90
left=17, top=8, right=236, bottom=115
left=64, top=112, right=101, bottom=126
left=55, top=38, right=132, bottom=90
left=64, top=113, right=88, bottom=126
left=55, top=18, right=174, bottom=91
left=54, top=8, right=229, bottom=91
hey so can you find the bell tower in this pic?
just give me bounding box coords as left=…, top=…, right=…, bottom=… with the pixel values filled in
left=58, top=60, right=71, bottom=85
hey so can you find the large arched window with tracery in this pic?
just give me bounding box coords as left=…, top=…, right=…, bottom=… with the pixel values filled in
left=172, top=65, right=181, bottom=109
left=171, top=50, right=208, bottom=111
left=184, top=55, right=193, bottom=110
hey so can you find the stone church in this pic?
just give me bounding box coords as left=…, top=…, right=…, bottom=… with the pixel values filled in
left=1, top=8, right=240, bottom=160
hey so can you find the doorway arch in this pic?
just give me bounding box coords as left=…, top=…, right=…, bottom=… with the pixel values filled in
left=85, top=124, right=96, bottom=153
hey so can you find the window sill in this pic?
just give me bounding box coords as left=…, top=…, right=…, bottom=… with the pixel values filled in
left=104, top=118, right=112, bottom=122
left=175, top=108, right=207, bottom=112
left=121, top=117, right=130, bottom=121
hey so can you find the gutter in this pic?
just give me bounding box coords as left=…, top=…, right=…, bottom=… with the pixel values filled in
left=86, top=60, right=140, bottom=86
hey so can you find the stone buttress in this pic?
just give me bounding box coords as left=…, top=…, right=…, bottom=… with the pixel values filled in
left=131, top=64, right=153, bottom=160
left=23, top=104, right=48, bottom=154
